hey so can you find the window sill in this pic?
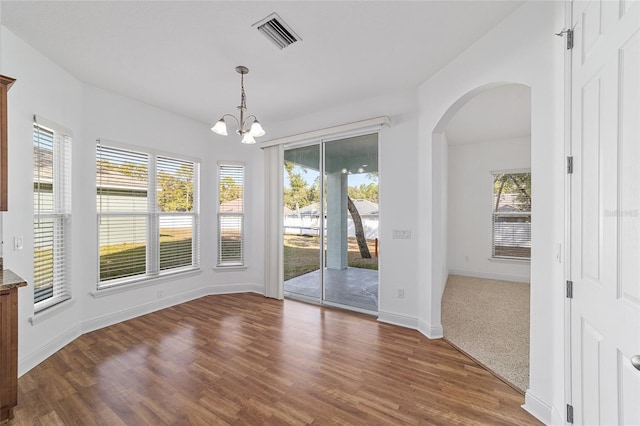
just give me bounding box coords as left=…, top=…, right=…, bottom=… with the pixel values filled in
left=213, top=265, right=247, bottom=272
left=488, top=257, right=531, bottom=264
left=29, top=298, right=75, bottom=325
left=91, top=268, right=202, bottom=298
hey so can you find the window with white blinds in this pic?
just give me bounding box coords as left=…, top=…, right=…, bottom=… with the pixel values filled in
left=33, top=119, right=72, bottom=313
left=97, top=141, right=200, bottom=289
left=492, top=172, right=531, bottom=260
left=217, top=163, right=244, bottom=266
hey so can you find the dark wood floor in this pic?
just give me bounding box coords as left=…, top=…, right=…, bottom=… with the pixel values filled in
left=13, top=293, right=541, bottom=425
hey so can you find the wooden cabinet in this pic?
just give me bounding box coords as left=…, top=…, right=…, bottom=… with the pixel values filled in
left=0, top=271, right=26, bottom=423
left=0, top=75, right=16, bottom=212
left=0, top=288, right=18, bottom=422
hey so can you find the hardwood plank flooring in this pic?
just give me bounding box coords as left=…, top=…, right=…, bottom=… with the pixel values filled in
left=13, top=294, right=541, bottom=425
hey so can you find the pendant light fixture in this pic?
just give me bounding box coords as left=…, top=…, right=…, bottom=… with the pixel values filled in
left=211, top=66, right=265, bottom=144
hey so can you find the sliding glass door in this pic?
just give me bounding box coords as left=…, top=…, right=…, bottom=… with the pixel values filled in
left=283, top=134, right=379, bottom=313
left=282, top=144, right=322, bottom=302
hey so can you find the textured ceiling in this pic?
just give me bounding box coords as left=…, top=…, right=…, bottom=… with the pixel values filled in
left=1, top=1, right=523, bottom=129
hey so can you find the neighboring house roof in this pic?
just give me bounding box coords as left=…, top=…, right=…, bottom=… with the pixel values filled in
left=494, top=193, right=529, bottom=212
left=350, top=199, right=379, bottom=215
left=97, top=168, right=147, bottom=191
left=220, top=198, right=243, bottom=213
left=291, top=199, right=378, bottom=216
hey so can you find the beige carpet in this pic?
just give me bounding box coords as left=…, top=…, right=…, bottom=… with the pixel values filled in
left=441, top=274, right=530, bottom=392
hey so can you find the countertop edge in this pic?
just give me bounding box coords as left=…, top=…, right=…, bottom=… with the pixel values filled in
left=0, top=269, right=28, bottom=290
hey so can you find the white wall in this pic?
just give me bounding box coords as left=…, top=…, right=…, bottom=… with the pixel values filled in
left=417, top=2, right=565, bottom=424
left=1, top=26, right=264, bottom=376
left=447, top=136, right=531, bottom=283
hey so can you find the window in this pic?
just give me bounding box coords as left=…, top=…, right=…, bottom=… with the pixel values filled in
left=217, top=163, right=244, bottom=267
left=96, top=141, right=199, bottom=289
left=33, top=119, right=72, bottom=312
left=492, top=172, right=531, bottom=260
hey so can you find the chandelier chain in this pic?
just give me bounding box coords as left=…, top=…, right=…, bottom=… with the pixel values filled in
left=240, top=73, right=246, bottom=110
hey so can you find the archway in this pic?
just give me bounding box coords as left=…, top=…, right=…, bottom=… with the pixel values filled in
left=433, top=82, right=532, bottom=392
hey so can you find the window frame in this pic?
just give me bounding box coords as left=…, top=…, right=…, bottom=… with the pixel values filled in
left=491, top=169, right=531, bottom=261
left=216, top=161, right=246, bottom=268
left=33, top=117, right=72, bottom=314
left=96, top=139, right=200, bottom=290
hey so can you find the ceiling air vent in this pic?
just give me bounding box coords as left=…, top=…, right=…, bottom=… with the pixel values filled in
left=253, top=13, right=301, bottom=50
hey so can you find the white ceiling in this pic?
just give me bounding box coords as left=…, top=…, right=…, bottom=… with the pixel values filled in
left=0, top=1, right=523, bottom=129
left=444, top=83, right=531, bottom=145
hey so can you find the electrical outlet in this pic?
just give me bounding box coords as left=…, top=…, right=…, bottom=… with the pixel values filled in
left=157, top=290, right=163, bottom=299
left=397, top=288, right=405, bottom=298
left=14, top=236, right=23, bottom=251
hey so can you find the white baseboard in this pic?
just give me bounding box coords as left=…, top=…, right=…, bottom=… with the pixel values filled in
left=418, top=319, right=444, bottom=339
left=19, top=283, right=264, bottom=377
left=82, top=283, right=263, bottom=334
left=19, top=325, right=82, bottom=377
left=522, top=390, right=552, bottom=425
left=449, top=268, right=530, bottom=284
left=81, top=287, right=210, bottom=334
left=209, top=283, right=264, bottom=295
left=377, top=311, right=419, bottom=329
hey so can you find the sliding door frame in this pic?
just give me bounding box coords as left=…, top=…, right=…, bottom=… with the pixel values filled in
left=261, top=116, right=390, bottom=307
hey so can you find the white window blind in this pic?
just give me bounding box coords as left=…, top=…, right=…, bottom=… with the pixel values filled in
left=492, top=172, right=531, bottom=260
left=157, top=156, right=199, bottom=271
left=218, top=163, right=244, bottom=266
left=33, top=119, right=72, bottom=313
left=97, top=141, right=200, bottom=288
left=97, top=145, right=149, bottom=283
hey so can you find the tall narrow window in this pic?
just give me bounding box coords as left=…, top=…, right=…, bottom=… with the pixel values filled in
left=157, top=156, right=198, bottom=271
left=492, top=172, right=531, bottom=260
left=33, top=119, right=72, bottom=312
left=217, top=163, right=244, bottom=267
left=97, top=141, right=199, bottom=289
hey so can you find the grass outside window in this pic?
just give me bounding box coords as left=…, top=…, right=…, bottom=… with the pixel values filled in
left=284, top=234, right=378, bottom=281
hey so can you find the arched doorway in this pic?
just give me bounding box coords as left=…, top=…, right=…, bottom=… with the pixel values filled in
left=435, top=83, right=532, bottom=392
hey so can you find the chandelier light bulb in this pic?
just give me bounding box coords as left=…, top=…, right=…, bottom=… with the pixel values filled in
left=249, top=120, right=266, bottom=137
left=211, top=118, right=228, bottom=136
left=241, top=133, right=256, bottom=144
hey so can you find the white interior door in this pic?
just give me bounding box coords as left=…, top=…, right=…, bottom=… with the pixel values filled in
left=570, top=1, right=640, bottom=424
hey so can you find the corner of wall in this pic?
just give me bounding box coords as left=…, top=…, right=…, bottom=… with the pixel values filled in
left=418, top=318, right=443, bottom=339
left=18, top=325, right=82, bottom=377
left=522, top=390, right=553, bottom=425
left=377, top=311, right=419, bottom=330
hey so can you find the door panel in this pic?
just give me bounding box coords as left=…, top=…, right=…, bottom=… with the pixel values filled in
left=580, top=320, right=603, bottom=424
left=618, top=31, right=640, bottom=307
left=283, top=145, right=322, bottom=301
left=323, top=135, right=379, bottom=312
left=570, top=1, right=640, bottom=424
left=580, top=74, right=602, bottom=283
left=618, top=351, right=640, bottom=425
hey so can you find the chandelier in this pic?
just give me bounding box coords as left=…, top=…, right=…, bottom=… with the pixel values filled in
left=211, top=66, right=265, bottom=144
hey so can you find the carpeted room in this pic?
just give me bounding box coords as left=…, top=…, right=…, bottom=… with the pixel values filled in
left=442, top=83, right=532, bottom=393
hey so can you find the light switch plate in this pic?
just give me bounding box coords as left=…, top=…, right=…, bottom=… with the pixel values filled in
left=392, top=229, right=411, bottom=239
